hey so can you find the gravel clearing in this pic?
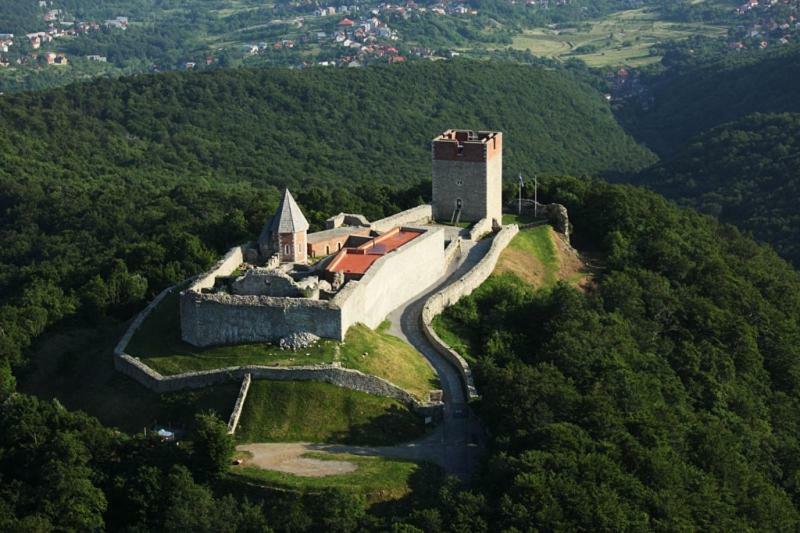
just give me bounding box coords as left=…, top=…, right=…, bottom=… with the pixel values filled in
left=237, top=443, right=357, bottom=477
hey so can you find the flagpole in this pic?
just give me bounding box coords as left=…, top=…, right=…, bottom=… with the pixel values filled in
left=518, top=174, right=523, bottom=215
left=534, top=174, right=538, bottom=217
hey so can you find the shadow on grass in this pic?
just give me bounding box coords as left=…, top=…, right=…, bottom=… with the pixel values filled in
left=327, top=404, right=428, bottom=446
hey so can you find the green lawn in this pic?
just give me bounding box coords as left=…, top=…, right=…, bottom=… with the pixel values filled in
left=230, top=452, right=437, bottom=502
left=235, top=381, right=426, bottom=445
left=126, top=289, right=340, bottom=374
left=127, top=292, right=438, bottom=400
left=513, top=225, right=558, bottom=283
left=340, top=323, right=439, bottom=400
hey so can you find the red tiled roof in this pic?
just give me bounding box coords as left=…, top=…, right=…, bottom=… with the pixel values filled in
left=326, top=227, right=423, bottom=276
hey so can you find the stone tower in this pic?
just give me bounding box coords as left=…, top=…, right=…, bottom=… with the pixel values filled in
left=431, top=129, right=502, bottom=226
left=258, top=189, right=309, bottom=264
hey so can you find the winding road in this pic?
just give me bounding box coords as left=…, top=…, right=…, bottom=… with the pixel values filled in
left=238, top=227, right=494, bottom=479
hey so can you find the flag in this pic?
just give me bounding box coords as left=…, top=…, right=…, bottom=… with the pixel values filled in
left=518, top=174, right=524, bottom=188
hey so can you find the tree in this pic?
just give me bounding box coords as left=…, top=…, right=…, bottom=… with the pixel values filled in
left=192, top=412, right=234, bottom=479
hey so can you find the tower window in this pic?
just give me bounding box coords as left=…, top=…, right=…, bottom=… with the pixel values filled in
left=284, top=244, right=290, bottom=256
left=456, top=179, right=463, bottom=186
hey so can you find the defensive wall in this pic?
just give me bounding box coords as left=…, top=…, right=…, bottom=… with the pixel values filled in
left=227, top=373, right=252, bottom=434
left=334, top=226, right=445, bottom=331
left=114, top=295, right=442, bottom=417
left=421, top=224, right=519, bottom=399
left=180, top=219, right=445, bottom=346
left=369, top=204, right=432, bottom=233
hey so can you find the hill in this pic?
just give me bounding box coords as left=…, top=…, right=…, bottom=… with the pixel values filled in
left=633, top=112, right=800, bottom=266
left=0, top=60, right=654, bottom=376
left=429, top=176, right=800, bottom=530
left=619, top=44, right=800, bottom=155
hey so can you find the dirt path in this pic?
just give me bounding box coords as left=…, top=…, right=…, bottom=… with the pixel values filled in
left=238, top=443, right=358, bottom=477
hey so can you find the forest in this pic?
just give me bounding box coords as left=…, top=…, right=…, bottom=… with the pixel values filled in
left=435, top=176, right=800, bottom=530
left=619, top=44, right=800, bottom=155
left=3, top=46, right=800, bottom=528
left=635, top=112, right=800, bottom=266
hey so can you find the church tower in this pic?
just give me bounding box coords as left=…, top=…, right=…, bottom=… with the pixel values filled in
left=258, top=189, right=309, bottom=264
left=431, top=129, right=502, bottom=226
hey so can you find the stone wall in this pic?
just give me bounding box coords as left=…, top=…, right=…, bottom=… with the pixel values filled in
left=370, top=205, right=432, bottom=233
left=227, top=373, right=252, bottom=434
left=420, top=224, right=519, bottom=399
left=468, top=218, right=493, bottom=241
left=508, top=199, right=570, bottom=242
left=325, top=212, right=370, bottom=229
left=335, top=226, right=445, bottom=331
left=114, top=350, right=440, bottom=413
left=180, top=291, right=344, bottom=345
left=190, top=246, right=244, bottom=292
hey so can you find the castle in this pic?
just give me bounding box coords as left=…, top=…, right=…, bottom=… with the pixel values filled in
left=179, top=129, right=503, bottom=347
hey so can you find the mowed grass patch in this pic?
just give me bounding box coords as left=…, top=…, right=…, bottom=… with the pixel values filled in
left=340, top=323, right=439, bottom=400
left=230, top=452, right=436, bottom=502
left=126, top=289, right=339, bottom=375
left=235, top=380, right=426, bottom=445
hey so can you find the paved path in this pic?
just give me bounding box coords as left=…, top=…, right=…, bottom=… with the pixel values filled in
left=241, top=229, right=493, bottom=479
left=384, top=233, right=492, bottom=478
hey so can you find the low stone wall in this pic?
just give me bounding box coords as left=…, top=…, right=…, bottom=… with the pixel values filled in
left=190, top=246, right=244, bottom=292
left=420, top=224, right=519, bottom=399
left=370, top=205, right=433, bottom=233
left=444, top=237, right=462, bottom=266
left=227, top=373, right=252, bottom=434
left=468, top=218, right=493, bottom=241
left=114, top=269, right=444, bottom=418
left=114, top=351, right=440, bottom=413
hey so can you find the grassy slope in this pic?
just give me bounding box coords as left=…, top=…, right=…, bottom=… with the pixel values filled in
left=234, top=381, right=425, bottom=445
left=433, top=223, right=586, bottom=361
left=127, top=292, right=438, bottom=400
left=339, top=322, right=439, bottom=400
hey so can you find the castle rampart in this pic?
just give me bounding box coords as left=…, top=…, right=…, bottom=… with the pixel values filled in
left=421, top=224, right=519, bottom=399
left=180, top=224, right=446, bottom=346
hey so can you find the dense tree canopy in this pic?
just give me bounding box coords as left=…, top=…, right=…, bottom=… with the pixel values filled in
left=619, top=44, right=800, bottom=155
left=633, top=112, right=800, bottom=266
left=433, top=176, right=800, bottom=530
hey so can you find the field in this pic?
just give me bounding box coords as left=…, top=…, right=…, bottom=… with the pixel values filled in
left=509, top=8, right=727, bottom=67
left=127, top=292, right=438, bottom=400
left=235, top=381, right=426, bottom=445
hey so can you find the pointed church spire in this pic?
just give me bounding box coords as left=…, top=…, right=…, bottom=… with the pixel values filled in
left=269, top=189, right=309, bottom=233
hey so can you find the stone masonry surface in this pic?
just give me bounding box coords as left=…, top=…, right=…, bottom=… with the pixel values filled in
left=369, top=204, right=432, bottom=233
left=227, top=373, right=252, bottom=434
left=114, top=282, right=441, bottom=415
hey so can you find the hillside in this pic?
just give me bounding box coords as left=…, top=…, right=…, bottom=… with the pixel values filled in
left=634, top=112, right=800, bottom=266
left=619, top=44, right=800, bottom=155
left=430, top=176, right=800, bottom=530
left=0, top=61, right=654, bottom=376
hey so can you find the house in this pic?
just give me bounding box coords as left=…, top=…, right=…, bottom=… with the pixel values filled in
left=104, top=16, right=129, bottom=29
left=85, top=54, right=107, bottom=62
